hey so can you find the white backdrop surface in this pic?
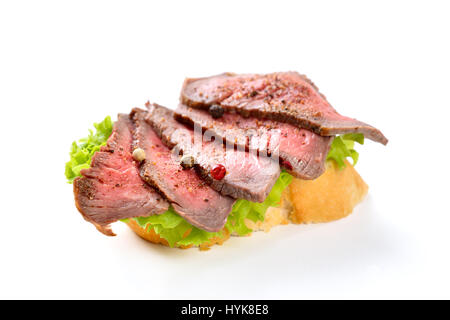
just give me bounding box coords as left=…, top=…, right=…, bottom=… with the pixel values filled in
left=0, top=1, right=449, bottom=299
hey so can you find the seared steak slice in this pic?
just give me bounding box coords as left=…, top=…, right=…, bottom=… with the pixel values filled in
left=73, top=114, right=169, bottom=236
left=145, top=103, right=280, bottom=202
left=131, top=109, right=235, bottom=232
left=175, top=104, right=332, bottom=180
left=181, top=72, right=388, bottom=145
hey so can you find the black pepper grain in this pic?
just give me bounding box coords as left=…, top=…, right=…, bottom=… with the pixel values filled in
left=209, top=104, right=224, bottom=118
left=180, top=155, right=195, bottom=169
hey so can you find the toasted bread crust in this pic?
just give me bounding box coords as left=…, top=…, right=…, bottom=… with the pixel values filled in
left=126, top=160, right=368, bottom=249
left=287, top=160, right=368, bottom=224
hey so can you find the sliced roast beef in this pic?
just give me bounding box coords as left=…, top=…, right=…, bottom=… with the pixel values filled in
left=144, top=103, right=280, bottom=202
left=131, top=108, right=235, bottom=232
left=73, top=114, right=170, bottom=236
left=174, top=104, right=332, bottom=180
left=181, top=72, right=388, bottom=145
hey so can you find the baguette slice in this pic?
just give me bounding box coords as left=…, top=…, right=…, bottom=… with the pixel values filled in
left=126, top=160, right=368, bottom=249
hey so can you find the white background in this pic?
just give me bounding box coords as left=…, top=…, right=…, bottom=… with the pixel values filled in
left=0, top=0, right=449, bottom=299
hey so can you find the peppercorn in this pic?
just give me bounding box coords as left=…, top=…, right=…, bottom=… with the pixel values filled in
left=180, top=155, right=195, bottom=169
left=132, top=148, right=146, bottom=162
left=209, top=104, right=224, bottom=119
left=211, top=164, right=226, bottom=180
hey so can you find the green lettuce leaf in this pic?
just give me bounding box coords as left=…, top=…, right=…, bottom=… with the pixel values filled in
left=127, top=171, right=293, bottom=247
left=326, top=133, right=364, bottom=169
left=131, top=207, right=223, bottom=247
left=65, top=116, right=113, bottom=183
left=224, top=170, right=293, bottom=236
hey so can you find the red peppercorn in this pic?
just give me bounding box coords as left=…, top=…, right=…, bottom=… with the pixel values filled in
left=211, top=164, right=226, bottom=180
